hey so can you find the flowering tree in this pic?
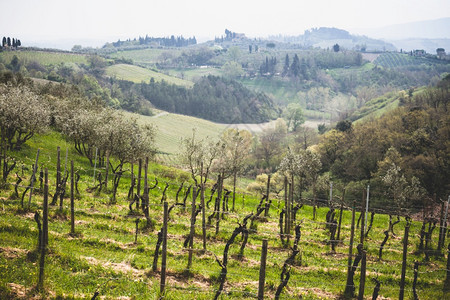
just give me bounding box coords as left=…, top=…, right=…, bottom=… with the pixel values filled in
left=0, top=84, right=51, bottom=150
left=93, top=112, right=156, bottom=201
left=279, top=148, right=321, bottom=200
left=53, top=97, right=109, bottom=166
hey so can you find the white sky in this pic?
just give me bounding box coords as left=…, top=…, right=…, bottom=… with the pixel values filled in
left=1, top=0, right=449, bottom=48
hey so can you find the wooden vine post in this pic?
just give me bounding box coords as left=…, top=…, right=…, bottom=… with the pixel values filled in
left=264, top=174, right=271, bottom=217
left=399, top=218, right=411, bottom=300
left=56, top=146, right=61, bottom=206
left=283, top=176, right=288, bottom=245
left=38, top=168, right=48, bottom=290
left=187, top=187, right=197, bottom=272
left=201, top=183, right=207, bottom=251
left=215, top=174, right=223, bottom=235
left=286, top=181, right=292, bottom=246
left=70, top=160, right=75, bottom=235
left=358, top=249, right=367, bottom=300
left=104, top=150, right=110, bottom=190
left=160, top=201, right=168, bottom=297
left=27, top=149, right=40, bottom=208
left=136, top=158, right=142, bottom=209
left=360, top=190, right=366, bottom=244
left=258, top=239, right=268, bottom=300
left=344, top=201, right=356, bottom=298
left=60, top=147, right=68, bottom=209
left=336, top=188, right=345, bottom=241
left=43, top=168, right=48, bottom=246
left=445, top=242, right=450, bottom=290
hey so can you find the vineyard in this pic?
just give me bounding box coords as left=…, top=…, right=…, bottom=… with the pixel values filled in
left=1, top=139, right=449, bottom=300
left=373, top=53, right=428, bottom=68
left=0, top=50, right=88, bottom=66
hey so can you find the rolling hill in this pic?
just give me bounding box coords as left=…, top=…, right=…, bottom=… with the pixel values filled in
left=106, top=64, right=194, bottom=87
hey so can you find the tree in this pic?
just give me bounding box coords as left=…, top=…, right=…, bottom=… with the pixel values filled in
left=335, top=120, right=352, bottom=132
left=282, top=103, right=305, bottom=132
left=293, top=126, right=319, bottom=150
left=179, top=129, right=220, bottom=185
left=53, top=96, right=107, bottom=166
left=94, top=112, right=156, bottom=200
left=249, top=45, right=252, bottom=54
left=228, top=46, right=242, bottom=62
left=87, top=55, right=107, bottom=77
left=279, top=148, right=321, bottom=200
left=0, top=84, right=51, bottom=151
left=282, top=54, right=290, bottom=77
left=219, top=129, right=253, bottom=210
left=10, top=55, right=20, bottom=72
left=2, top=37, right=6, bottom=47
left=290, top=54, right=301, bottom=77
left=255, top=119, right=288, bottom=171
left=221, top=61, right=244, bottom=79
left=333, top=43, right=340, bottom=52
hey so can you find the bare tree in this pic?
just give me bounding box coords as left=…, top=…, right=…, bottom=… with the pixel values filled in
left=218, top=129, right=252, bottom=210
left=179, top=129, right=220, bottom=185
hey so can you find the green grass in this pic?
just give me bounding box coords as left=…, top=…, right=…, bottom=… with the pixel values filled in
left=350, top=92, right=401, bottom=123
left=108, top=48, right=183, bottom=67
left=238, top=77, right=298, bottom=103
left=124, top=111, right=226, bottom=164
left=106, top=64, right=194, bottom=87
left=0, top=50, right=88, bottom=66
left=166, top=67, right=222, bottom=81
left=1, top=127, right=449, bottom=300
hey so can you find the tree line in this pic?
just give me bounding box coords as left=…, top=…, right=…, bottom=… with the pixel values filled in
left=110, top=35, right=197, bottom=48
left=1, top=36, right=21, bottom=49
left=139, top=75, right=280, bottom=123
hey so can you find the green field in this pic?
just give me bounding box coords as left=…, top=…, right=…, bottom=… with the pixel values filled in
left=0, top=50, right=88, bottom=66
left=108, top=48, right=183, bottom=67
left=166, top=67, right=222, bottom=81
left=106, top=64, right=194, bottom=87
left=125, top=111, right=226, bottom=164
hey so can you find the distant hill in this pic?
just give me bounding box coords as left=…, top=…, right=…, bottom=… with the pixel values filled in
left=353, top=18, right=450, bottom=40
left=269, top=27, right=396, bottom=51
left=351, top=18, right=450, bottom=53
left=387, top=38, right=450, bottom=54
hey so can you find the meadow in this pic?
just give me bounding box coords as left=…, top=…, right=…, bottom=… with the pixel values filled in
left=105, top=64, right=194, bottom=87
left=108, top=48, right=183, bottom=67
left=0, top=50, right=88, bottom=66
left=0, top=130, right=448, bottom=300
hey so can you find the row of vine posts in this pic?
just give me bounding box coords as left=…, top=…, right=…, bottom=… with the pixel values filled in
left=3, top=146, right=450, bottom=299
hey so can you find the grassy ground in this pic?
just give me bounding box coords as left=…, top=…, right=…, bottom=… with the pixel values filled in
left=124, top=110, right=226, bottom=165
left=0, top=50, right=88, bottom=66
left=105, top=64, right=194, bottom=87
left=108, top=49, right=183, bottom=67
left=0, top=131, right=449, bottom=299
left=166, top=67, right=222, bottom=82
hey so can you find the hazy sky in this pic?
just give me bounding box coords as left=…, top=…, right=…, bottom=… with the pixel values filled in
left=1, top=0, right=449, bottom=48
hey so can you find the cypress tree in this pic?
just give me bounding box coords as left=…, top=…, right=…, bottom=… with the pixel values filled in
left=282, top=54, right=290, bottom=76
